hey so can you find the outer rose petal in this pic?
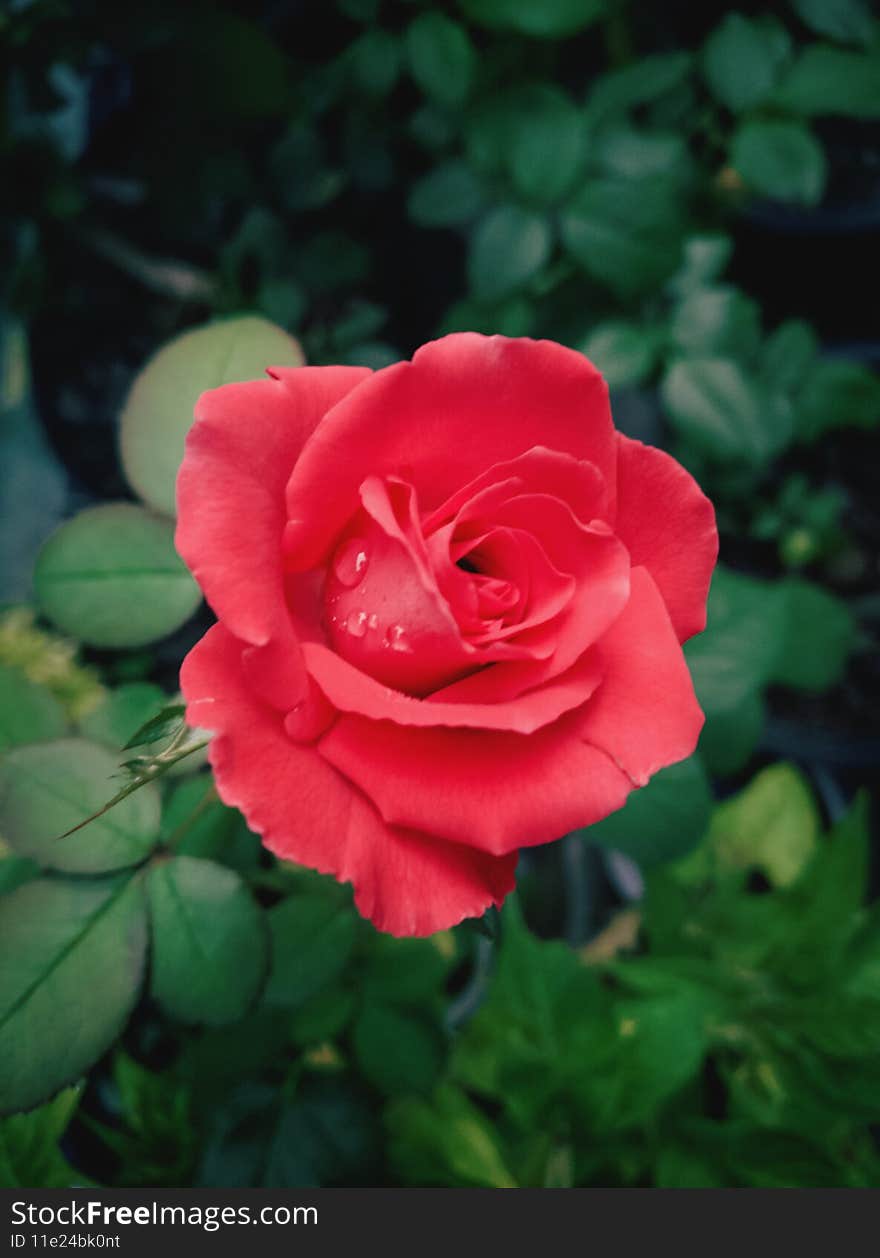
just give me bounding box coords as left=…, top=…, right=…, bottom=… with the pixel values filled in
left=579, top=566, right=704, bottom=787
left=176, top=365, right=370, bottom=646
left=614, top=434, right=717, bottom=642
left=284, top=334, right=616, bottom=570
left=180, top=623, right=516, bottom=935
left=317, top=706, right=632, bottom=856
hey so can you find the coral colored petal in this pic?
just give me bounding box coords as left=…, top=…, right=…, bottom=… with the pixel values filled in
left=180, top=623, right=515, bottom=935
left=303, top=639, right=603, bottom=733
left=317, top=707, right=631, bottom=856
left=578, top=566, right=705, bottom=787
left=614, top=434, right=717, bottom=643
left=284, top=334, right=615, bottom=570
left=176, top=366, right=370, bottom=708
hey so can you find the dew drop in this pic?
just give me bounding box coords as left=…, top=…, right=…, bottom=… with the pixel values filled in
left=386, top=624, right=412, bottom=653
left=345, top=610, right=368, bottom=639
left=367, top=613, right=379, bottom=632
left=333, top=538, right=369, bottom=588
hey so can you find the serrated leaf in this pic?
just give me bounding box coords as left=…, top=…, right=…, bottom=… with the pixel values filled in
left=579, top=322, right=660, bottom=389
left=119, top=316, right=304, bottom=516
left=670, top=285, right=762, bottom=358
left=0, top=876, right=147, bottom=1114
left=147, top=856, right=268, bottom=1026
left=662, top=357, right=785, bottom=463
left=0, top=738, right=160, bottom=874
left=35, top=505, right=201, bottom=648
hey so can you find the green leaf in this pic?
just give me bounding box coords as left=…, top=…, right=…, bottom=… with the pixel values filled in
left=406, top=13, right=475, bottom=107
left=78, top=683, right=167, bottom=751
left=353, top=1004, right=446, bottom=1096
left=34, top=504, right=202, bottom=648
left=707, top=763, right=821, bottom=888
left=771, top=579, right=856, bottom=691
left=670, top=285, right=762, bottom=358
left=163, top=778, right=260, bottom=872
left=789, top=0, right=875, bottom=46
left=363, top=934, right=454, bottom=1007
left=662, top=358, right=786, bottom=462
left=147, top=856, right=268, bottom=1027
left=731, top=120, right=827, bottom=206
left=0, top=876, right=148, bottom=1114
left=121, top=702, right=186, bottom=750
left=407, top=162, right=486, bottom=227
left=702, top=14, right=791, bottom=112
left=669, top=233, right=733, bottom=295
left=794, top=357, right=880, bottom=441
left=0, top=738, right=160, bottom=874
left=584, top=52, right=693, bottom=124
left=387, top=1085, right=517, bottom=1187
left=773, top=44, right=880, bottom=117
left=119, top=316, right=304, bottom=516
left=696, top=688, right=766, bottom=778
left=0, top=664, right=66, bottom=752
left=264, top=895, right=358, bottom=1009
left=0, top=855, right=39, bottom=897
left=467, top=207, right=552, bottom=301
left=561, top=178, right=685, bottom=298
left=760, top=319, right=819, bottom=395
left=347, top=29, right=401, bottom=97
left=584, top=756, right=713, bottom=869
left=506, top=87, right=584, bottom=205
left=458, top=0, right=604, bottom=38
left=595, top=125, right=692, bottom=183
left=579, top=321, right=660, bottom=389
left=0, top=1087, right=84, bottom=1186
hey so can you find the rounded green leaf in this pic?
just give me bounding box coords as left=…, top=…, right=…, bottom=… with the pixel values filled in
left=0, top=738, right=160, bottom=874
left=670, top=286, right=762, bottom=358
left=467, top=207, right=552, bottom=301
left=406, top=13, right=475, bottom=107
left=773, top=45, right=880, bottom=118
left=580, top=322, right=660, bottom=390
left=78, top=683, right=166, bottom=750
left=702, top=14, right=790, bottom=112
left=585, top=757, right=713, bottom=868
left=707, top=763, right=820, bottom=888
left=265, top=896, right=358, bottom=1010
left=507, top=87, right=584, bottom=205
left=0, top=876, right=148, bottom=1115
left=561, top=178, right=685, bottom=298
left=353, top=1004, right=446, bottom=1096
left=147, top=856, right=268, bottom=1026
left=119, top=316, right=304, bottom=516
left=460, top=0, right=604, bottom=38
left=732, top=120, right=827, bottom=206
left=35, top=503, right=202, bottom=648
left=661, top=358, right=786, bottom=463
left=407, top=162, right=486, bottom=227
left=0, top=664, right=66, bottom=752
left=789, top=0, right=875, bottom=46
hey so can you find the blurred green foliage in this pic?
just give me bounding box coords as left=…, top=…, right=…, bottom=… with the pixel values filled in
left=1, top=0, right=879, bottom=1188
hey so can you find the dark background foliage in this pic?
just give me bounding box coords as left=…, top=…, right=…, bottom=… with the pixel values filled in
left=1, top=0, right=879, bottom=1188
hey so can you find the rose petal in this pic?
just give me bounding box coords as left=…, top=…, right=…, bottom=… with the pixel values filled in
left=284, top=334, right=615, bottom=571
left=303, top=639, right=603, bottom=733
left=578, top=566, right=705, bottom=786
left=317, top=706, right=631, bottom=856
left=614, top=434, right=717, bottom=642
left=180, top=622, right=515, bottom=935
left=176, top=365, right=369, bottom=706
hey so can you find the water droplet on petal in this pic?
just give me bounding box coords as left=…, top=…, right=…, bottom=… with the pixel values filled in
left=367, top=613, right=379, bottom=632
left=333, top=538, right=370, bottom=588
left=345, top=610, right=368, bottom=639
left=386, top=624, right=412, bottom=653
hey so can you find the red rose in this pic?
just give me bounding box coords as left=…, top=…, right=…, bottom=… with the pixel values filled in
left=177, top=334, right=717, bottom=936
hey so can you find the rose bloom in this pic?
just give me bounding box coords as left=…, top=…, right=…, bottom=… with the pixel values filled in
left=177, top=334, right=717, bottom=936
